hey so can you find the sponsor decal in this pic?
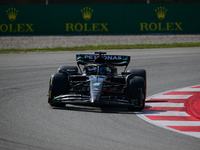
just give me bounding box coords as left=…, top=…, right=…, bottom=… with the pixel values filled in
left=140, top=6, right=182, bottom=32
left=131, top=99, right=138, bottom=105
left=66, top=7, right=108, bottom=32
left=93, top=83, right=101, bottom=86
left=81, top=7, right=93, bottom=21
left=84, top=55, right=123, bottom=60
left=6, top=7, right=18, bottom=21
left=155, top=6, right=167, bottom=20
left=0, top=7, right=34, bottom=33
left=91, top=78, right=103, bottom=81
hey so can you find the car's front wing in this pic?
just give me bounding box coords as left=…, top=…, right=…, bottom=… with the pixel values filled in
left=51, top=94, right=142, bottom=107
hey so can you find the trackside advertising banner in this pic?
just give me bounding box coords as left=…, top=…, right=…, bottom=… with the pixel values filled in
left=0, top=4, right=199, bottom=35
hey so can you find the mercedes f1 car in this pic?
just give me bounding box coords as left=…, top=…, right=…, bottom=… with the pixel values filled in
left=48, top=52, right=146, bottom=111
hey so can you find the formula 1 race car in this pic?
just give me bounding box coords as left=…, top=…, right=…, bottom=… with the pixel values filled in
left=48, top=51, right=146, bottom=111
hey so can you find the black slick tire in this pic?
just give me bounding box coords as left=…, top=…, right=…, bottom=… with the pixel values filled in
left=127, top=69, right=146, bottom=99
left=48, top=73, right=69, bottom=107
left=127, top=76, right=145, bottom=111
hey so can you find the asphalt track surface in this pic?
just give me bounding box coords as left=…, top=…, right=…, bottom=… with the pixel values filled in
left=0, top=48, right=200, bottom=150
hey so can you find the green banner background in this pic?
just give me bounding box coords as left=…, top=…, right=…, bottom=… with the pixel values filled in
left=0, top=4, right=199, bottom=35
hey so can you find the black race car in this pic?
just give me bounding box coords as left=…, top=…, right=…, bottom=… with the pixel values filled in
left=48, top=52, right=146, bottom=111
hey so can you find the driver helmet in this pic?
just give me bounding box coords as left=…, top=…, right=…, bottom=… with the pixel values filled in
left=84, top=66, right=97, bottom=75
left=99, top=67, right=107, bottom=75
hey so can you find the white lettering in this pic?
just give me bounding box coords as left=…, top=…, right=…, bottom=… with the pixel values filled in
left=118, top=56, right=122, bottom=60
left=83, top=55, right=123, bottom=60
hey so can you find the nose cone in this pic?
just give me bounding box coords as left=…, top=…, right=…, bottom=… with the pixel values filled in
left=90, top=77, right=104, bottom=103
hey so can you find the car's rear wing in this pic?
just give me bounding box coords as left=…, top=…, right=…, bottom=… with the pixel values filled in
left=76, top=54, right=130, bottom=67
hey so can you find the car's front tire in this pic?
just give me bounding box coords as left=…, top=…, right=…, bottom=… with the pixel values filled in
left=127, top=69, right=146, bottom=99
left=48, top=73, right=69, bottom=107
left=127, top=76, right=145, bottom=111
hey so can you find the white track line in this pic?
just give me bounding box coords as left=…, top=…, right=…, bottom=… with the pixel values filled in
left=137, top=111, right=190, bottom=116
left=150, top=94, right=192, bottom=99
left=152, top=121, right=200, bottom=126
left=183, top=132, right=200, bottom=138
left=145, top=103, right=184, bottom=107
left=176, top=87, right=200, bottom=91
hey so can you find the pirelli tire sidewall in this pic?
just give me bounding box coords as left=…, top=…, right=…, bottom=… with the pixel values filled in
left=127, top=69, right=146, bottom=99
left=48, top=73, right=69, bottom=106
left=127, top=76, right=145, bottom=111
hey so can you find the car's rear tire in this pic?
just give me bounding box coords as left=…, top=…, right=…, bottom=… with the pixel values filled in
left=127, top=76, right=145, bottom=111
left=48, top=73, right=69, bottom=107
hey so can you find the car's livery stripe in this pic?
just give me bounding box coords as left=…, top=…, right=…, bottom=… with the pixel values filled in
left=136, top=85, right=200, bottom=138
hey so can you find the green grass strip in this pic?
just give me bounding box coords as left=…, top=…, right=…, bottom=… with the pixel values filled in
left=0, top=42, right=200, bottom=54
